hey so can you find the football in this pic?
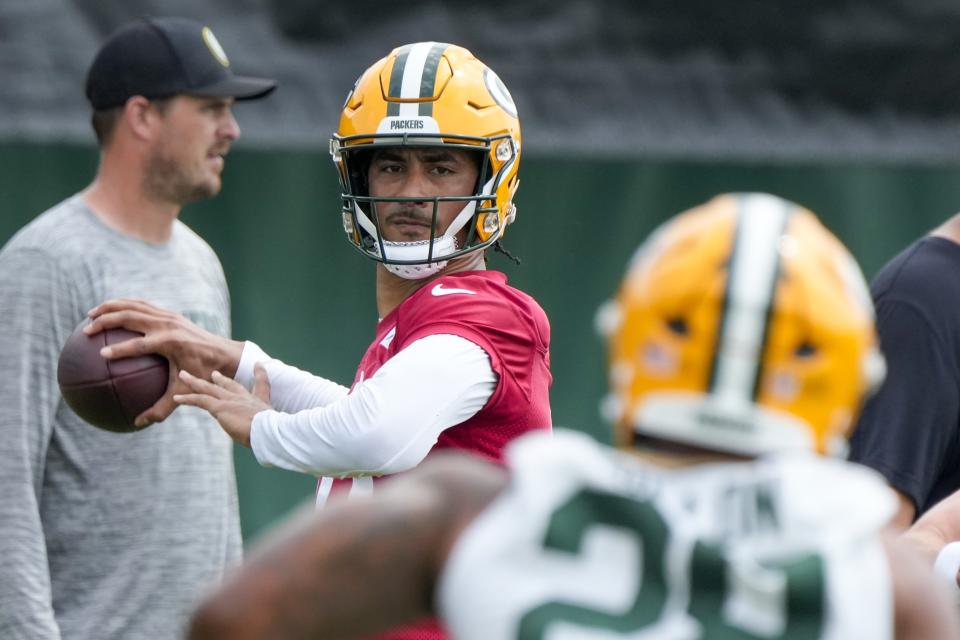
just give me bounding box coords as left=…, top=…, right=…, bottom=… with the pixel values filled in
left=57, top=323, right=170, bottom=433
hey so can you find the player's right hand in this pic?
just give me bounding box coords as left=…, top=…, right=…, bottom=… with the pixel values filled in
left=85, top=298, right=245, bottom=426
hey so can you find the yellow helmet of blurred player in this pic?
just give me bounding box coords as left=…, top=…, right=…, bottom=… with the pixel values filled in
left=598, top=193, right=885, bottom=457
left=330, top=42, right=521, bottom=279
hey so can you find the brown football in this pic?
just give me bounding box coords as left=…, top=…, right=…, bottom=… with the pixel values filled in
left=57, top=323, right=169, bottom=433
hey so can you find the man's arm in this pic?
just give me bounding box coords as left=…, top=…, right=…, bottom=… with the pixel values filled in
left=88, top=300, right=350, bottom=419
left=0, top=248, right=75, bottom=639
left=885, top=534, right=960, bottom=639
left=233, top=341, right=349, bottom=412
left=888, top=490, right=917, bottom=533
left=899, top=486, right=960, bottom=592
left=188, top=452, right=507, bottom=640
left=176, top=334, right=497, bottom=475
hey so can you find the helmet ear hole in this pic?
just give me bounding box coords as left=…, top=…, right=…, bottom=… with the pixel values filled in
left=346, top=149, right=373, bottom=197
left=794, top=341, right=817, bottom=358
left=471, top=148, right=489, bottom=192
left=665, top=317, right=689, bottom=337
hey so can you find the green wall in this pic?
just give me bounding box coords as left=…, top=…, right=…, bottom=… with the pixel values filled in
left=3, top=141, right=959, bottom=541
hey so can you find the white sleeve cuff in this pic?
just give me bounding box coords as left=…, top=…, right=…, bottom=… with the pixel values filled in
left=235, top=341, right=271, bottom=389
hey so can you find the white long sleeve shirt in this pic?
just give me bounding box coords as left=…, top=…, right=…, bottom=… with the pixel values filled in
left=234, top=334, right=497, bottom=478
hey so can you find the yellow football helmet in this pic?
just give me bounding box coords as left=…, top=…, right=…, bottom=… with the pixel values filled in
left=330, top=42, right=521, bottom=279
left=598, top=193, right=885, bottom=457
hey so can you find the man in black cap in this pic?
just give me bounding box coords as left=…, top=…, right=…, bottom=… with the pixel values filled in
left=0, top=17, right=274, bottom=640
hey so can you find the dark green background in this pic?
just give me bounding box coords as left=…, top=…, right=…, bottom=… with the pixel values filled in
left=3, top=141, right=959, bottom=541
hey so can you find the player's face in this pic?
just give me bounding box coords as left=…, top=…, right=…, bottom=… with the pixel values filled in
left=366, top=148, right=479, bottom=243
left=144, top=95, right=240, bottom=204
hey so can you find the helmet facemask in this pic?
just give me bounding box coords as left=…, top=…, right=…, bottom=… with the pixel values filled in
left=334, top=135, right=514, bottom=279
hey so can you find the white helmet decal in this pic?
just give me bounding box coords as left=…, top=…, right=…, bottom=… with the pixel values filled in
left=484, top=67, right=517, bottom=118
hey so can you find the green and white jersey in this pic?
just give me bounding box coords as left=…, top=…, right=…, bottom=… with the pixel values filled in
left=438, top=429, right=896, bottom=639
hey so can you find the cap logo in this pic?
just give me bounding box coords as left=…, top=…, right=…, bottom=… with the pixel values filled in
left=201, top=26, right=230, bottom=68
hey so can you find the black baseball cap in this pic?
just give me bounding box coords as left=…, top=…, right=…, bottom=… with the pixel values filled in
left=85, top=17, right=276, bottom=110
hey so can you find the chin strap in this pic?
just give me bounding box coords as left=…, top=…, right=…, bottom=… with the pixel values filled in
left=380, top=235, right=460, bottom=280
left=384, top=257, right=449, bottom=280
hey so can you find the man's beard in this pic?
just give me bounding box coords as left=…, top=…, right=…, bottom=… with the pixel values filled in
left=143, top=147, right=219, bottom=205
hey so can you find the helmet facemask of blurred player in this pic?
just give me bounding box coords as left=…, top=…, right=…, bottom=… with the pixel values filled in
left=330, top=42, right=521, bottom=280
left=597, top=193, right=886, bottom=460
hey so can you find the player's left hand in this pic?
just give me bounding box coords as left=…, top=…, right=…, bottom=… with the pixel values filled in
left=174, top=364, right=271, bottom=447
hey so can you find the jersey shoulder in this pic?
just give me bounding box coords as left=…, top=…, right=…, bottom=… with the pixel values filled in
left=395, top=271, right=549, bottom=348
left=3, top=196, right=99, bottom=262
left=759, top=455, right=896, bottom=541
left=502, top=436, right=897, bottom=545
left=673, top=455, right=895, bottom=549
left=404, top=271, right=536, bottom=316
left=506, top=429, right=630, bottom=493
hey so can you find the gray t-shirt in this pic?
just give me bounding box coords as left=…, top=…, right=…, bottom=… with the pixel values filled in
left=0, top=195, right=242, bottom=639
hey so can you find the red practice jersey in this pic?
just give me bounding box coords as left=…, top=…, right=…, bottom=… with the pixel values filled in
left=326, top=270, right=552, bottom=640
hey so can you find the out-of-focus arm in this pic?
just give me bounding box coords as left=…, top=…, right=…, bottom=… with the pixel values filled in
left=187, top=452, right=506, bottom=640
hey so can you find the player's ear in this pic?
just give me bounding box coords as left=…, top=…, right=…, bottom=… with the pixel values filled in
left=122, top=95, right=159, bottom=141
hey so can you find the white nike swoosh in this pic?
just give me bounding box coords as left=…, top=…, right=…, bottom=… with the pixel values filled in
left=432, top=283, right=477, bottom=296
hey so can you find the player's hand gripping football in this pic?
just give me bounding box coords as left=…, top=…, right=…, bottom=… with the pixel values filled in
left=174, top=366, right=271, bottom=447
left=85, top=298, right=245, bottom=428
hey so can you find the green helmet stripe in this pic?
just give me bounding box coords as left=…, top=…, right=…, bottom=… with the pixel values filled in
left=386, top=45, right=412, bottom=117
left=418, top=42, right=450, bottom=117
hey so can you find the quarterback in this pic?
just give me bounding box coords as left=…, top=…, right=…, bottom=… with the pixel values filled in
left=186, top=193, right=958, bottom=640
left=87, top=42, right=551, bottom=640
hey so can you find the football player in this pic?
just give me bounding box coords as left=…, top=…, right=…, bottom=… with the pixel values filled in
left=87, top=42, right=552, bottom=640
left=186, top=193, right=959, bottom=640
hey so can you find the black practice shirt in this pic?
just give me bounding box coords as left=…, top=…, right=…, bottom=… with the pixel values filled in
left=849, top=236, right=960, bottom=517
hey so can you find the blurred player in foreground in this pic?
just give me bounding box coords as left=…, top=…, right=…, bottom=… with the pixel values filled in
left=185, top=192, right=959, bottom=639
